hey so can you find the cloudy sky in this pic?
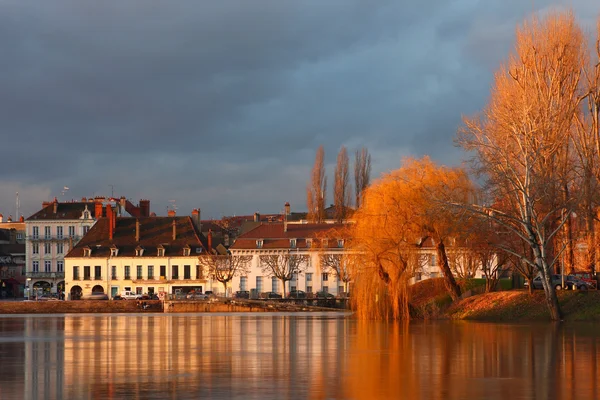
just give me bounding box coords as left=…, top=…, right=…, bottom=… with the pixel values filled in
left=1, top=0, right=598, bottom=220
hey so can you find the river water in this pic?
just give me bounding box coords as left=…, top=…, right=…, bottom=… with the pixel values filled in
left=0, top=313, right=599, bottom=399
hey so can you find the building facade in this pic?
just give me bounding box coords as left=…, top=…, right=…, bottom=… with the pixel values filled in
left=229, top=223, right=351, bottom=297
left=64, top=209, right=212, bottom=299
left=0, top=219, right=26, bottom=298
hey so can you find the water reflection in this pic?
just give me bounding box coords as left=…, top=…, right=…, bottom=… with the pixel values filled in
left=0, top=314, right=599, bottom=399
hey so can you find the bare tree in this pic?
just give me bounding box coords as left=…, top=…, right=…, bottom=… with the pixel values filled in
left=198, top=255, right=252, bottom=296
left=319, top=253, right=353, bottom=294
left=334, top=146, right=351, bottom=222
left=458, top=12, right=586, bottom=320
left=259, top=253, right=309, bottom=296
left=307, top=146, right=327, bottom=222
left=354, top=147, right=371, bottom=208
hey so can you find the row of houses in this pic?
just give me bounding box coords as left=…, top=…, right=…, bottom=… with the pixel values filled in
left=12, top=197, right=489, bottom=300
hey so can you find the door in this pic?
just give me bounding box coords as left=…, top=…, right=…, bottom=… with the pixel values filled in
left=111, top=286, right=119, bottom=298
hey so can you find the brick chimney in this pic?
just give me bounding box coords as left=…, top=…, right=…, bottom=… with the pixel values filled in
left=254, top=212, right=260, bottom=222
left=139, top=199, right=150, bottom=217
left=285, top=202, right=291, bottom=216
left=53, top=197, right=58, bottom=214
left=168, top=209, right=176, bottom=217
left=172, top=219, right=176, bottom=241
left=107, top=204, right=113, bottom=240
left=19, top=216, right=24, bottom=222
left=207, top=229, right=212, bottom=252
left=95, top=201, right=103, bottom=219
left=191, top=208, right=201, bottom=231
left=135, top=219, right=140, bottom=242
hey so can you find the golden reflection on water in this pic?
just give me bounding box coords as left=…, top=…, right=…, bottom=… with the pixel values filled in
left=1, top=315, right=600, bottom=399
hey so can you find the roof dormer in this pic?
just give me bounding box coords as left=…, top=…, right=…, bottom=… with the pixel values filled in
left=110, top=245, right=119, bottom=257
left=135, top=246, right=144, bottom=257
left=83, top=246, right=91, bottom=257
left=306, top=239, right=312, bottom=248
left=157, top=244, right=165, bottom=257
left=290, top=238, right=297, bottom=248
left=183, top=244, right=191, bottom=256
left=256, top=239, right=263, bottom=249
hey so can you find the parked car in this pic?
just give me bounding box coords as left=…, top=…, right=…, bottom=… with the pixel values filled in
left=186, top=291, right=209, bottom=300
left=81, top=293, right=109, bottom=300
left=37, top=295, right=60, bottom=301
left=259, top=292, right=283, bottom=299
left=315, top=291, right=335, bottom=299
left=527, top=274, right=592, bottom=290
left=234, top=290, right=250, bottom=299
left=120, top=291, right=142, bottom=300
left=112, top=295, right=123, bottom=300
left=569, top=272, right=597, bottom=289
left=287, top=290, right=307, bottom=299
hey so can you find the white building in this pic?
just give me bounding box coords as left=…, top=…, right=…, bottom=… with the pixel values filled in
left=64, top=207, right=212, bottom=299
left=229, top=222, right=350, bottom=297
left=25, top=197, right=150, bottom=298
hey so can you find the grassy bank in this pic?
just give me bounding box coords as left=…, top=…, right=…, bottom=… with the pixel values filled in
left=409, top=278, right=600, bottom=321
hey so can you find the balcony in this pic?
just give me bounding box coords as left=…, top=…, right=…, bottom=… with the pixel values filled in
left=124, top=275, right=131, bottom=280
left=27, top=272, right=65, bottom=279
left=95, top=276, right=103, bottom=280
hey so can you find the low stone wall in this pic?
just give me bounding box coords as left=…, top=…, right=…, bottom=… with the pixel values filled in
left=164, top=299, right=342, bottom=313
left=0, top=300, right=163, bottom=314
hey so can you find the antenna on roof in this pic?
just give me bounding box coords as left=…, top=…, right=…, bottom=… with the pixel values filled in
left=108, top=185, right=114, bottom=198
left=15, top=192, right=19, bottom=220
left=61, top=186, right=69, bottom=197
left=168, top=200, right=178, bottom=212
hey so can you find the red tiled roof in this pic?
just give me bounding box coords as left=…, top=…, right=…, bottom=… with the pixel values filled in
left=231, top=223, right=349, bottom=250
left=66, top=216, right=209, bottom=258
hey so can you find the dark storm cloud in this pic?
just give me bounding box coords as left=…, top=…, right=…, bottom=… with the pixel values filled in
left=0, top=0, right=598, bottom=218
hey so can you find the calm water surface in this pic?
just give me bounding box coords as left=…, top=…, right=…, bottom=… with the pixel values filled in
left=0, top=313, right=599, bottom=399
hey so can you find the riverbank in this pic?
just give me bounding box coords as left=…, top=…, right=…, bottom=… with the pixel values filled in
left=0, top=298, right=345, bottom=314
left=410, top=278, right=600, bottom=321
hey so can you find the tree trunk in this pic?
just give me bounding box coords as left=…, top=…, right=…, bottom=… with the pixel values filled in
left=436, top=241, right=461, bottom=301
left=281, top=279, right=286, bottom=297
left=222, top=281, right=228, bottom=297
left=541, top=273, right=562, bottom=320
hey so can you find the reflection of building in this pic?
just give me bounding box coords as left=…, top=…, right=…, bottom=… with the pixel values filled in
left=64, top=207, right=212, bottom=299
left=229, top=222, right=350, bottom=297
left=25, top=197, right=148, bottom=298
left=0, top=218, right=26, bottom=297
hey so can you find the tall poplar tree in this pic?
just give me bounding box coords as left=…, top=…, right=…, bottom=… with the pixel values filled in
left=307, top=146, right=327, bottom=222
left=334, top=146, right=351, bottom=222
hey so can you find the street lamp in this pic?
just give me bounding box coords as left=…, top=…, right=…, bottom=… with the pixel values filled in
left=26, top=278, right=31, bottom=300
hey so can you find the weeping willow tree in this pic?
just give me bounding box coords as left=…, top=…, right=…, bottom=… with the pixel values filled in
left=350, top=157, right=474, bottom=320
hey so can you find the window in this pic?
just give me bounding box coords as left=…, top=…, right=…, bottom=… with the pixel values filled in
left=148, top=266, right=154, bottom=280
left=124, top=266, right=131, bottom=280
left=256, top=240, right=263, bottom=249
left=271, top=277, right=278, bottom=292
left=57, top=243, right=64, bottom=254
left=16, top=233, right=23, bottom=240
left=337, top=239, right=344, bottom=248
left=137, top=265, right=143, bottom=280
left=95, top=266, right=102, bottom=280
left=44, top=226, right=51, bottom=239
left=44, top=243, right=51, bottom=254
left=339, top=285, right=344, bottom=294
left=160, top=265, right=166, bottom=279
left=157, top=247, right=164, bottom=257
left=322, top=273, right=329, bottom=281
left=111, top=265, right=117, bottom=279
left=306, top=239, right=312, bottom=248
left=292, top=273, right=298, bottom=282
left=240, top=276, right=248, bottom=291
left=69, top=226, right=75, bottom=238
left=32, top=243, right=39, bottom=254
left=172, top=265, right=179, bottom=279
left=429, top=254, right=436, bottom=267
left=57, top=261, right=64, bottom=273
left=83, top=211, right=90, bottom=219
left=306, top=285, right=313, bottom=293
left=136, top=287, right=143, bottom=295
left=73, top=266, right=79, bottom=280
left=290, top=239, right=296, bottom=248
left=32, top=261, right=39, bottom=273
left=256, top=276, right=263, bottom=292
left=183, top=247, right=190, bottom=256
left=322, top=239, right=328, bottom=248
left=83, top=248, right=91, bottom=257
left=83, top=226, right=90, bottom=235
left=306, top=273, right=313, bottom=282
left=57, top=226, right=63, bottom=239
left=84, top=266, right=91, bottom=280
left=196, top=265, right=203, bottom=279
left=110, top=247, right=118, bottom=257
left=135, top=247, right=144, bottom=257
left=323, top=286, right=329, bottom=293
left=184, top=265, right=191, bottom=279
left=32, top=226, right=39, bottom=239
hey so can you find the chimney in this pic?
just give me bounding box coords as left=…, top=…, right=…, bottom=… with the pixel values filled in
left=82, top=197, right=87, bottom=202
left=135, top=219, right=140, bottom=242
left=19, top=216, right=24, bottom=223
left=107, top=204, right=113, bottom=240
left=139, top=199, right=150, bottom=217
left=42, top=201, right=51, bottom=208
left=285, top=202, right=291, bottom=216
left=95, top=201, right=103, bottom=219
left=168, top=209, right=176, bottom=217
left=53, top=197, right=58, bottom=214
left=207, top=229, right=213, bottom=252
left=191, top=208, right=201, bottom=231
left=254, top=212, right=260, bottom=222
left=7, top=215, right=12, bottom=222
left=172, top=219, right=176, bottom=241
